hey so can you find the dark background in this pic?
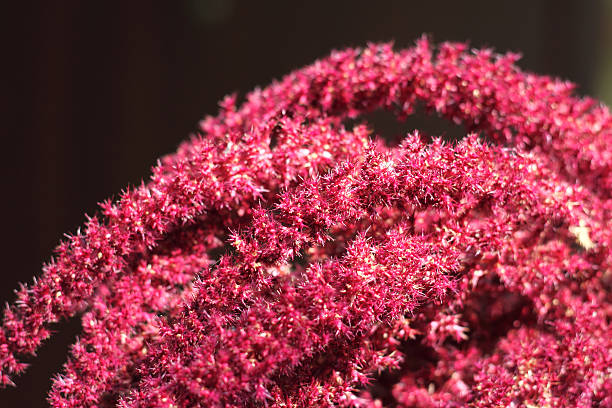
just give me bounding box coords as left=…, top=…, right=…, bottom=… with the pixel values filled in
left=0, top=1, right=610, bottom=406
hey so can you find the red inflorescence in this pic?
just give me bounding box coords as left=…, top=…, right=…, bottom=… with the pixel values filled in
left=1, top=37, right=611, bottom=407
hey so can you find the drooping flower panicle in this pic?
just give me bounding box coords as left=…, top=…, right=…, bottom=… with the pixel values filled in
left=1, top=37, right=611, bottom=407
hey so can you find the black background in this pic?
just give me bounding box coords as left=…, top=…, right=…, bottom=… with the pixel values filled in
left=0, top=1, right=608, bottom=406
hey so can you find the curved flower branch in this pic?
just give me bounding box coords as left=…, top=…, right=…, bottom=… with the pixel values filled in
left=0, top=37, right=610, bottom=407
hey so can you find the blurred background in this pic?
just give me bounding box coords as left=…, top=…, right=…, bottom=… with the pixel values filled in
left=1, top=0, right=611, bottom=405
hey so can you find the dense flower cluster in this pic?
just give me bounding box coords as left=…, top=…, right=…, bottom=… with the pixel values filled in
left=1, top=37, right=611, bottom=407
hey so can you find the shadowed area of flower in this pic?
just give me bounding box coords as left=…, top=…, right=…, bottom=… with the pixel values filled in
left=1, top=37, right=611, bottom=407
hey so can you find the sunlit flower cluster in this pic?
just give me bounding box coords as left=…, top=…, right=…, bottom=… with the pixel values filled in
left=1, top=37, right=611, bottom=407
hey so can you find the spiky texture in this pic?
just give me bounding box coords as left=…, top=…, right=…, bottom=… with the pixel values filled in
left=1, top=37, right=611, bottom=407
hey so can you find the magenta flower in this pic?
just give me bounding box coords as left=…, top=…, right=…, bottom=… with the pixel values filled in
left=1, top=37, right=611, bottom=407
